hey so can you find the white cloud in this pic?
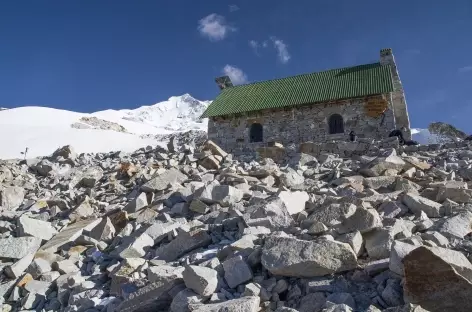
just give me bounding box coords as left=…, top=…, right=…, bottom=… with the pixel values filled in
left=458, top=66, right=472, bottom=73
left=262, top=40, right=268, bottom=48
left=229, top=4, right=239, bottom=12
left=198, top=14, right=235, bottom=41
left=222, top=65, right=248, bottom=85
left=271, top=37, right=291, bottom=63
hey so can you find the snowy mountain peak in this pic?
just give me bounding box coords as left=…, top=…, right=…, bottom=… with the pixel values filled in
left=0, top=94, right=210, bottom=159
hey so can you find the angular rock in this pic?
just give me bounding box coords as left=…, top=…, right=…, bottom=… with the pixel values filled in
left=52, top=145, right=76, bottom=160
left=199, top=155, right=221, bottom=170
left=389, top=240, right=422, bottom=276
left=17, top=215, right=57, bottom=241
left=39, top=218, right=100, bottom=253
left=27, top=258, right=52, bottom=279
left=402, top=193, right=443, bottom=218
left=4, top=252, right=36, bottom=279
left=363, top=176, right=396, bottom=190
left=0, top=186, right=25, bottom=210
left=144, top=221, right=183, bottom=243
left=71, top=198, right=94, bottom=220
left=363, top=228, right=394, bottom=260
left=124, top=192, right=149, bottom=213
left=52, top=259, right=79, bottom=274
left=0, top=237, right=42, bottom=259
left=378, top=201, right=408, bottom=218
left=280, top=168, right=305, bottom=188
left=337, top=208, right=382, bottom=234
left=192, top=296, right=260, bottom=312
left=360, top=155, right=405, bottom=177
left=114, top=233, right=154, bottom=259
left=31, top=159, right=56, bottom=177
left=431, top=211, right=472, bottom=238
left=88, top=217, right=116, bottom=241
left=222, top=255, right=253, bottom=288
left=261, top=236, right=357, bottom=277
left=242, top=198, right=295, bottom=231
left=183, top=265, right=218, bottom=296
left=277, top=190, right=309, bottom=215
left=170, top=288, right=204, bottom=312
left=298, top=292, right=326, bottom=312
left=403, top=246, right=472, bottom=312
left=141, top=168, right=187, bottom=192
left=147, top=265, right=184, bottom=284
left=189, top=199, right=209, bottom=214
left=308, top=202, right=357, bottom=226
left=338, top=231, right=364, bottom=256
left=204, top=140, right=228, bottom=158
left=117, top=279, right=182, bottom=312
left=195, top=184, right=244, bottom=207
left=76, top=166, right=103, bottom=188
left=154, top=229, right=212, bottom=262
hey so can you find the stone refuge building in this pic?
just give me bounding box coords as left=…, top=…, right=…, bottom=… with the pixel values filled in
left=201, top=48, right=411, bottom=155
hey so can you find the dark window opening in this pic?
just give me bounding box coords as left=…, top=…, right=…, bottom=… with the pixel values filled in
left=249, top=123, right=263, bottom=142
left=328, top=114, right=344, bottom=134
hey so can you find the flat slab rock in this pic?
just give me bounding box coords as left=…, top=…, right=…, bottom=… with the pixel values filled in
left=192, top=296, right=260, bottom=312
left=261, top=236, right=358, bottom=277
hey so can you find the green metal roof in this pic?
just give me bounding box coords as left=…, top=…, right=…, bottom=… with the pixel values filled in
left=201, top=62, right=394, bottom=118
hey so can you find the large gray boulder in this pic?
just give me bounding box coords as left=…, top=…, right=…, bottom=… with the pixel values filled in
left=403, top=246, right=472, bottom=312
left=261, top=236, right=357, bottom=277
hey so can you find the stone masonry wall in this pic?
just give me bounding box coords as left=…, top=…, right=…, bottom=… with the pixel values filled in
left=208, top=95, right=396, bottom=155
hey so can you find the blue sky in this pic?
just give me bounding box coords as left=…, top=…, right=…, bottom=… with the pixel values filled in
left=1, top=0, right=471, bottom=132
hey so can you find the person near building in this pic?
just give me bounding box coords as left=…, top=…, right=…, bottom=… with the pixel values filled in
left=389, top=127, right=407, bottom=145
left=349, top=131, right=357, bottom=142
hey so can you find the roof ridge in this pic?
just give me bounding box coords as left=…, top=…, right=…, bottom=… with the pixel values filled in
left=226, top=62, right=383, bottom=89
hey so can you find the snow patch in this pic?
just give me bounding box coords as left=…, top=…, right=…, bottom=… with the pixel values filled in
left=0, top=94, right=209, bottom=159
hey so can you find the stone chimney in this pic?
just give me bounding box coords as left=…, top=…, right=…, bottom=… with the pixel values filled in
left=380, top=48, right=411, bottom=139
left=215, top=76, right=233, bottom=90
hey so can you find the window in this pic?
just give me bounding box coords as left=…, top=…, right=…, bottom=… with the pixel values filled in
left=328, top=114, right=344, bottom=134
left=249, top=123, right=263, bottom=142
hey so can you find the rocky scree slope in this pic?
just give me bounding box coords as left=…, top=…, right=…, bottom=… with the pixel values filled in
left=1, top=139, right=472, bottom=311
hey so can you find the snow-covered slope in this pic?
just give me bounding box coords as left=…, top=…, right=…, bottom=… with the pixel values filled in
left=0, top=94, right=210, bottom=159
left=411, top=128, right=439, bottom=144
